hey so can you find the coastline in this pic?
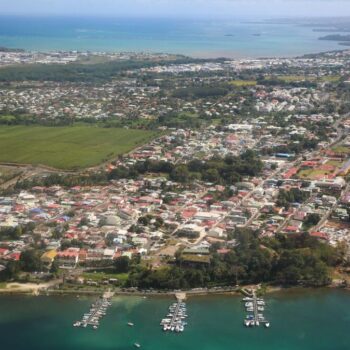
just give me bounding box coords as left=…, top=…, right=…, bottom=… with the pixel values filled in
left=0, top=282, right=349, bottom=298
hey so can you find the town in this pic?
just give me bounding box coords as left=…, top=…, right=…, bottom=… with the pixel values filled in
left=0, top=48, right=350, bottom=294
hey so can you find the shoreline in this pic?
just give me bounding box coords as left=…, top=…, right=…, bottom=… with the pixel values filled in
left=0, top=283, right=349, bottom=298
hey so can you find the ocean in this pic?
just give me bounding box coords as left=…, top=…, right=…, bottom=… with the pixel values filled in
left=0, top=16, right=343, bottom=58
left=0, top=289, right=349, bottom=350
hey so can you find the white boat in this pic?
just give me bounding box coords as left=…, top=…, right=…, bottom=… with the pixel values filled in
left=134, top=343, right=141, bottom=348
left=243, top=297, right=253, bottom=301
left=265, top=322, right=270, bottom=328
left=128, top=322, right=134, bottom=327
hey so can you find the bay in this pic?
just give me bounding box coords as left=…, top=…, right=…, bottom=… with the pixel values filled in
left=0, top=16, right=342, bottom=58
left=0, top=289, right=349, bottom=350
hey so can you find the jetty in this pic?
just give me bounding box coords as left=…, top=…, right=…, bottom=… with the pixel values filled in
left=73, top=290, right=114, bottom=329
left=160, top=294, right=188, bottom=333
left=242, top=291, right=270, bottom=328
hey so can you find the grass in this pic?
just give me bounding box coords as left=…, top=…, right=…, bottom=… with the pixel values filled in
left=0, top=125, right=159, bottom=170
left=326, top=160, right=343, bottom=167
left=268, top=75, right=341, bottom=83
left=332, top=145, right=350, bottom=155
left=0, top=166, right=21, bottom=184
left=297, top=168, right=331, bottom=179
left=229, top=80, right=257, bottom=87
left=82, top=272, right=129, bottom=282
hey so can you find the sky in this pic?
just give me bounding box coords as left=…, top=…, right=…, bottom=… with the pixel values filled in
left=0, top=0, right=349, bottom=18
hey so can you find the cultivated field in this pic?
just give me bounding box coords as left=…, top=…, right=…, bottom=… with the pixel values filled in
left=0, top=125, right=158, bottom=169
left=229, top=80, right=257, bottom=87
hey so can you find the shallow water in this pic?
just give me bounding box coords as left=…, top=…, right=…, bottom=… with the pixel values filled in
left=0, top=16, right=342, bottom=58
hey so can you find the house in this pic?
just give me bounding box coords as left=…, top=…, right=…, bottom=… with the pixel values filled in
left=176, top=224, right=204, bottom=238
left=56, top=248, right=80, bottom=268
left=207, top=227, right=226, bottom=238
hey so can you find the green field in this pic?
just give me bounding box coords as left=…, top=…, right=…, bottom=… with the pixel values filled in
left=0, top=125, right=158, bottom=169
left=82, top=272, right=129, bottom=282
left=229, top=80, right=257, bottom=87
left=269, top=75, right=341, bottom=83
left=332, top=145, right=350, bottom=155
left=298, top=168, right=330, bottom=179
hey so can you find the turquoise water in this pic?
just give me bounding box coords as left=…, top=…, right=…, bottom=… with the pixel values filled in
left=0, top=16, right=342, bottom=58
left=0, top=289, right=349, bottom=349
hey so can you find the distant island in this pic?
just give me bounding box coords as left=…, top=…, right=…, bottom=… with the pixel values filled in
left=0, top=47, right=25, bottom=53
left=319, top=34, right=350, bottom=42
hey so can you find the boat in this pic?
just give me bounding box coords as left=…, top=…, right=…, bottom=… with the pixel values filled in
left=134, top=343, right=141, bottom=348
left=128, top=322, right=134, bottom=327
left=265, top=322, right=270, bottom=328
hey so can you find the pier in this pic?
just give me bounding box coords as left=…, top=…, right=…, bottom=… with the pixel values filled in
left=73, top=290, right=114, bottom=329
left=160, top=297, right=188, bottom=333
left=243, top=291, right=270, bottom=328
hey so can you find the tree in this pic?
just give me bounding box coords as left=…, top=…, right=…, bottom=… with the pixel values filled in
left=79, top=217, right=90, bottom=227
left=2, top=261, right=20, bottom=280
left=203, top=168, right=220, bottom=183
left=304, top=213, right=321, bottom=227
left=170, top=165, right=190, bottom=183
left=114, top=256, right=130, bottom=273
left=20, top=249, right=42, bottom=272
left=50, top=259, right=59, bottom=275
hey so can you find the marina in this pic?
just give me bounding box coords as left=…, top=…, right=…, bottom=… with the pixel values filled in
left=0, top=291, right=349, bottom=350
left=160, top=299, right=188, bottom=333
left=243, top=291, right=270, bottom=328
left=73, top=291, right=114, bottom=329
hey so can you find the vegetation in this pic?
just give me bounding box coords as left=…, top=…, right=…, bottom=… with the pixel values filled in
left=0, top=222, right=35, bottom=241
left=0, top=58, right=204, bottom=82
left=124, top=230, right=342, bottom=290
left=108, top=150, right=263, bottom=185
left=0, top=125, right=158, bottom=169
left=276, top=188, right=310, bottom=209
